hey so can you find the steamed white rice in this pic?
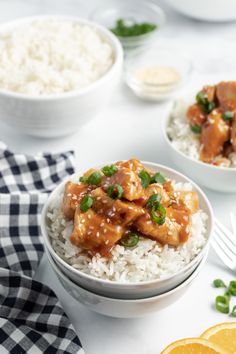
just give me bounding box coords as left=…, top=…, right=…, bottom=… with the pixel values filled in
left=47, top=181, right=208, bottom=283
left=0, top=18, right=114, bottom=95
left=167, top=100, right=236, bottom=168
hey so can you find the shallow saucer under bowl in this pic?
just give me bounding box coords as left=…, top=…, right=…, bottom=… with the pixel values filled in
left=47, top=248, right=208, bottom=318
left=41, top=161, right=213, bottom=300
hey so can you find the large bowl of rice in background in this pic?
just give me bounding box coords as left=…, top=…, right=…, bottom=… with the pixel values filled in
left=41, top=162, right=213, bottom=300
left=162, top=96, right=236, bottom=193
left=0, top=15, right=123, bottom=138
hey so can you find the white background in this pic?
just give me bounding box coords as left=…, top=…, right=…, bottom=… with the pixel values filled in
left=1, top=1, right=236, bottom=353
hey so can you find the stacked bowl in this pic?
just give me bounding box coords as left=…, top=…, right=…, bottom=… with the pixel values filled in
left=41, top=162, right=213, bottom=318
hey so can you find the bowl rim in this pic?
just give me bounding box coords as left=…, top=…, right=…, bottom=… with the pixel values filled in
left=162, top=100, right=236, bottom=172
left=47, top=245, right=208, bottom=303
left=89, top=0, right=166, bottom=43
left=0, top=14, right=123, bottom=101
left=41, top=160, right=214, bottom=288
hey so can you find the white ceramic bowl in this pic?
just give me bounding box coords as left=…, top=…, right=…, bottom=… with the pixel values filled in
left=41, top=161, right=213, bottom=299
left=162, top=104, right=236, bottom=193
left=0, top=15, right=123, bottom=138
left=165, top=0, right=236, bottom=22
left=47, top=248, right=208, bottom=318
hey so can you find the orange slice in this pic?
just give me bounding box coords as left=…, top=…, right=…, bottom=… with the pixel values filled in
left=161, top=337, right=229, bottom=354
left=201, top=322, right=236, bottom=354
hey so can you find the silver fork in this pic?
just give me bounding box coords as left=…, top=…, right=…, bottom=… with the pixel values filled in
left=211, top=215, right=236, bottom=272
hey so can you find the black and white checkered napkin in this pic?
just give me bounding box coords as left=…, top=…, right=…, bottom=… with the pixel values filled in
left=0, top=142, right=83, bottom=354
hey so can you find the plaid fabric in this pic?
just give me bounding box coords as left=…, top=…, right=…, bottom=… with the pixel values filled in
left=0, top=142, right=83, bottom=354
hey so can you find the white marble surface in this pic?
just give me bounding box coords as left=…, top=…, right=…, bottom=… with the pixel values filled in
left=1, top=1, right=236, bottom=353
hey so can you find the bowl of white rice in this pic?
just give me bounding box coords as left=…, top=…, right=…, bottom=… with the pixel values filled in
left=163, top=98, right=236, bottom=192
left=0, top=15, right=123, bottom=137
left=41, top=161, right=213, bottom=300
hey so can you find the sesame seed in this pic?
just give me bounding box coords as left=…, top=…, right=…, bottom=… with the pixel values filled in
left=101, top=222, right=105, bottom=227
left=105, top=240, right=109, bottom=245
left=96, top=232, right=100, bottom=237
left=67, top=193, right=72, bottom=197
left=104, top=229, right=107, bottom=233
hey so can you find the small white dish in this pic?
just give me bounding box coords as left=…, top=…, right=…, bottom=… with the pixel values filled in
left=0, top=15, right=123, bottom=138
left=41, top=161, right=213, bottom=299
left=162, top=101, right=236, bottom=193
left=125, top=47, right=192, bottom=101
left=47, top=247, right=208, bottom=318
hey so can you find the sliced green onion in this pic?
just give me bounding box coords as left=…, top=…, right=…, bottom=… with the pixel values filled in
left=151, top=205, right=166, bottom=225
left=79, top=176, right=88, bottom=184
left=146, top=194, right=161, bottom=209
left=224, top=290, right=231, bottom=299
left=87, top=171, right=102, bottom=186
left=191, top=124, right=202, bottom=134
left=196, top=91, right=215, bottom=113
left=107, top=184, right=123, bottom=199
left=215, top=295, right=230, bottom=314
left=196, top=91, right=207, bottom=105
left=230, top=305, right=236, bottom=317
left=80, top=195, right=93, bottom=212
left=120, top=232, right=139, bottom=248
left=139, top=170, right=151, bottom=188
left=151, top=172, right=166, bottom=185
left=101, top=164, right=118, bottom=177
left=213, top=279, right=227, bottom=288
left=222, top=111, right=234, bottom=121
left=229, top=281, right=236, bottom=296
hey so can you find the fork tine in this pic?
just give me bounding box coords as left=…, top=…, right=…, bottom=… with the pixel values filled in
left=215, top=218, right=236, bottom=247
left=211, top=240, right=235, bottom=270
left=213, top=232, right=236, bottom=261
left=214, top=226, right=236, bottom=255
left=230, top=212, right=236, bottom=236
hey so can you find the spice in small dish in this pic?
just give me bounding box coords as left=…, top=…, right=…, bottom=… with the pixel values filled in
left=128, top=65, right=182, bottom=101
left=134, top=66, right=181, bottom=86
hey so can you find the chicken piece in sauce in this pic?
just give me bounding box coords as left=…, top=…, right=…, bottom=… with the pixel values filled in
left=200, top=110, right=230, bottom=163
left=63, top=181, right=92, bottom=220
left=102, top=167, right=143, bottom=201
left=63, top=159, right=199, bottom=256
left=216, top=82, right=236, bottom=111
left=70, top=209, right=124, bottom=254
left=91, top=187, right=145, bottom=226
left=186, top=82, right=236, bottom=165
left=135, top=204, right=191, bottom=246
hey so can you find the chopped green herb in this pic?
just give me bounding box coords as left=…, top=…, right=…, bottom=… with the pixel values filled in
left=139, top=170, right=151, bottom=188
left=191, top=124, right=202, bottom=134
left=196, top=90, right=215, bottom=114
left=222, top=111, right=234, bottom=121
left=80, top=195, right=93, bottom=212
left=229, top=281, right=236, bottom=296
left=110, top=19, right=157, bottom=38
left=101, top=164, right=118, bottom=177
left=87, top=171, right=102, bottom=186
left=196, top=91, right=207, bottom=106
left=230, top=305, right=236, bottom=317
left=79, top=176, right=88, bottom=184
left=215, top=295, right=230, bottom=314
left=151, top=172, right=166, bottom=185
left=213, top=279, right=227, bottom=288
left=107, top=184, right=123, bottom=200
left=146, top=194, right=161, bottom=209
left=150, top=204, right=166, bottom=225
left=120, top=232, right=139, bottom=248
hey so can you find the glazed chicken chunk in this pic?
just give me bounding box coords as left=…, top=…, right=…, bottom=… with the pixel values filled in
left=63, top=159, right=200, bottom=256
left=186, top=81, right=236, bottom=165
left=70, top=209, right=124, bottom=252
